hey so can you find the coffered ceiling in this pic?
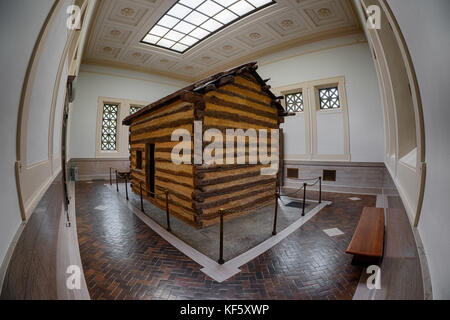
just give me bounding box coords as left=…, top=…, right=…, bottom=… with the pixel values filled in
left=82, top=0, right=362, bottom=82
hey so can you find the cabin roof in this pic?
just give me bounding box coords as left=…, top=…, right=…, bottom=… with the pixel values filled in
left=123, top=62, right=286, bottom=126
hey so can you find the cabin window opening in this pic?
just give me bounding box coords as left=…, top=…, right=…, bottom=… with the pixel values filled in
left=319, top=87, right=340, bottom=110
left=285, top=92, right=304, bottom=113
left=101, top=103, right=119, bottom=151
left=136, top=151, right=143, bottom=170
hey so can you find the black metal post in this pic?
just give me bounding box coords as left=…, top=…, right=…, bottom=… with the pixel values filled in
left=272, top=193, right=279, bottom=236
left=124, top=176, right=129, bottom=201
left=302, top=183, right=307, bottom=216
left=139, top=182, right=144, bottom=213
left=109, top=168, right=112, bottom=186
left=218, top=209, right=225, bottom=265
left=165, top=191, right=171, bottom=232
left=115, top=170, right=119, bottom=192
left=319, top=177, right=322, bottom=204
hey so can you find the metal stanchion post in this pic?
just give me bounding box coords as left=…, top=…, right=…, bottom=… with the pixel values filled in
left=319, top=177, right=322, bottom=204
left=218, top=209, right=225, bottom=265
left=302, top=183, right=307, bottom=216
left=125, top=176, right=129, bottom=201
left=139, top=182, right=144, bottom=213
left=115, top=170, right=119, bottom=192
left=272, top=193, right=279, bottom=236
left=165, top=191, right=171, bottom=232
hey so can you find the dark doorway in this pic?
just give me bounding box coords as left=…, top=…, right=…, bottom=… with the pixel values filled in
left=146, top=143, right=155, bottom=198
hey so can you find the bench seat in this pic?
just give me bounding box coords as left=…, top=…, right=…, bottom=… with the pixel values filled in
left=346, top=207, right=385, bottom=265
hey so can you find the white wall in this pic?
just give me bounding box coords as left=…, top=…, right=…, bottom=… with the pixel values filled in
left=258, top=33, right=385, bottom=162
left=387, top=0, right=450, bottom=299
left=26, top=1, right=70, bottom=165
left=0, top=0, right=54, bottom=273
left=69, top=65, right=188, bottom=158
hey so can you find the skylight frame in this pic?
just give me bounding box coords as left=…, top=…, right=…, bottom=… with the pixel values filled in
left=141, top=0, right=276, bottom=54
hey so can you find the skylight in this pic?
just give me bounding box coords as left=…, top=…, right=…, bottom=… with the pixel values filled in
left=141, top=0, right=275, bottom=53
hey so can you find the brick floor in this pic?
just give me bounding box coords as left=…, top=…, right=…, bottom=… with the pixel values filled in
left=75, top=181, right=376, bottom=300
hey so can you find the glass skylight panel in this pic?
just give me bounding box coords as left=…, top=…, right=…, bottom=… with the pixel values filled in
left=149, top=25, right=169, bottom=37
left=142, top=0, right=275, bottom=53
left=173, top=20, right=196, bottom=34
left=247, top=0, right=273, bottom=7
left=201, top=19, right=223, bottom=32
left=179, top=35, right=198, bottom=46
left=172, top=43, right=189, bottom=52
left=179, top=0, right=204, bottom=9
left=158, top=38, right=176, bottom=48
left=165, top=30, right=185, bottom=41
left=143, top=34, right=160, bottom=44
left=197, top=1, right=223, bottom=17
left=167, top=4, right=192, bottom=19
left=158, top=15, right=180, bottom=28
left=219, top=0, right=240, bottom=6
left=214, top=9, right=238, bottom=24
left=229, top=1, right=255, bottom=16
left=184, top=10, right=209, bottom=25
left=190, top=27, right=209, bottom=39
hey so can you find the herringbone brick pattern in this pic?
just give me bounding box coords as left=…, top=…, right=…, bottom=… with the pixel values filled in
left=75, top=182, right=375, bottom=300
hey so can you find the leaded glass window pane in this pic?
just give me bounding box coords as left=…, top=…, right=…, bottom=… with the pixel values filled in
left=130, top=106, right=142, bottom=115
left=285, top=92, right=304, bottom=112
left=319, top=87, right=340, bottom=109
left=101, top=104, right=118, bottom=151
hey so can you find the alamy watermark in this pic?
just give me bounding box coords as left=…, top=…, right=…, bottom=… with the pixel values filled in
left=66, top=265, right=81, bottom=290
left=171, top=121, right=279, bottom=176
left=366, top=265, right=381, bottom=290
left=366, top=5, right=381, bottom=30
left=66, top=5, right=81, bottom=30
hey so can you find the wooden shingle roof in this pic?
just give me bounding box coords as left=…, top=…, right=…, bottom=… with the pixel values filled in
left=123, top=62, right=287, bottom=126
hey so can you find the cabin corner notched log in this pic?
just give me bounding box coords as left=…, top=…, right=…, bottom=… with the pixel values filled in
left=123, top=62, right=291, bottom=228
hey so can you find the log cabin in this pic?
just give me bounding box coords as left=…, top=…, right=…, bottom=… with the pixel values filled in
left=122, top=62, right=290, bottom=228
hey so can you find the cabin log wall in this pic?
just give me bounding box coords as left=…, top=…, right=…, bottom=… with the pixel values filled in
left=129, top=101, right=198, bottom=226
left=194, top=73, right=279, bottom=227
left=127, top=69, right=282, bottom=229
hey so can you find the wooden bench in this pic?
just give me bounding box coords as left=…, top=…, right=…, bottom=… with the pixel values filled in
left=346, top=207, right=385, bottom=265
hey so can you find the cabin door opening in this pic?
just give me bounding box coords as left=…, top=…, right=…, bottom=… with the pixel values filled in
left=146, top=143, right=155, bottom=198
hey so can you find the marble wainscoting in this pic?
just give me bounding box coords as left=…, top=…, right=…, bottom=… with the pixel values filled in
left=69, top=158, right=130, bottom=181
left=283, top=160, right=387, bottom=195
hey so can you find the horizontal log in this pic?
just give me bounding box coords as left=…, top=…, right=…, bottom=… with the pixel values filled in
left=197, top=167, right=263, bottom=187
left=200, top=192, right=275, bottom=219
left=155, top=174, right=194, bottom=189
left=131, top=124, right=192, bottom=144
left=131, top=117, right=194, bottom=136
left=226, top=82, right=271, bottom=102
left=203, top=109, right=277, bottom=129
left=193, top=176, right=277, bottom=200
left=132, top=103, right=193, bottom=127
left=196, top=181, right=276, bottom=210
left=205, top=100, right=277, bottom=125
left=215, top=88, right=271, bottom=109
left=204, top=95, right=276, bottom=119
left=156, top=167, right=193, bottom=178
left=156, top=162, right=193, bottom=175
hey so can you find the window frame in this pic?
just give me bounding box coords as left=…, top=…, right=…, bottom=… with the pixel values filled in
left=100, top=102, right=120, bottom=152
left=283, top=89, right=305, bottom=114
left=274, top=76, right=350, bottom=162
left=95, top=97, right=148, bottom=159
left=318, top=86, right=341, bottom=110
